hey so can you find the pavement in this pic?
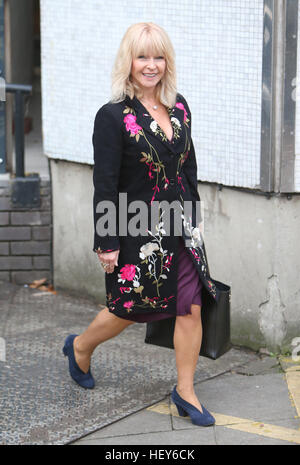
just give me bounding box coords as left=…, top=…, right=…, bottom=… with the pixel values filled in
left=0, top=279, right=300, bottom=446
left=71, top=357, right=300, bottom=446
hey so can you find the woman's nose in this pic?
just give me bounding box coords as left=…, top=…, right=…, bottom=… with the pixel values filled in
left=146, top=58, right=156, bottom=69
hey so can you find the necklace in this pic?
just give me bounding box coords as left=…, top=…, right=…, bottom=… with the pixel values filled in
left=141, top=99, right=159, bottom=110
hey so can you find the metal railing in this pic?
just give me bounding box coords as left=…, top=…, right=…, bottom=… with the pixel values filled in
left=6, top=83, right=32, bottom=177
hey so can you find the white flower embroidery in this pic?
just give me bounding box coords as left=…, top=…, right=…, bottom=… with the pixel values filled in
left=171, top=117, right=181, bottom=128
left=183, top=223, right=203, bottom=248
left=139, top=242, right=159, bottom=259
left=150, top=120, right=158, bottom=132
left=192, top=227, right=202, bottom=244
left=180, top=206, right=204, bottom=249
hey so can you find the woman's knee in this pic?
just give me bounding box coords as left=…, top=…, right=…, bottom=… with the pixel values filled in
left=191, top=303, right=201, bottom=315
left=176, top=304, right=202, bottom=325
left=98, top=307, right=135, bottom=327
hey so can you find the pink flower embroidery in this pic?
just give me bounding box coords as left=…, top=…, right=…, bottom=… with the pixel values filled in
left=123, top=300, right=134, bottom=309
left=124, top=114, right=142, bottom=136
left=161, top=296, right=175, bottom=309
left=175, top=102, right=188, bottom=122
left=177, top=176, right=185, bottom=192
left=120, top=287, right=132, bottom=294
left=151, top=184, right=160, bottom=204
left=163, top=255, right=173, bottom=270
left=190, top=248, right=201, bottom=263
left=120, top=264, right=136, bottom=281
left=163, top=178, right=170, bottom=190
left=146, top=161, right=155, bottom=180
left=112, top=297, right=120, bottom=305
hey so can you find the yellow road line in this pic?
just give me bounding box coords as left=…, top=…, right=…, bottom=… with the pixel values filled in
left=215, top=414, right=300, bottom=444
left=147, top=402, right=300, bottom=444
left=285, top=365, right=300, bottom=418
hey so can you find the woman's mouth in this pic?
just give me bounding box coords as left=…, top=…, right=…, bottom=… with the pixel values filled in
left=143, top=73, right=157, bottom=78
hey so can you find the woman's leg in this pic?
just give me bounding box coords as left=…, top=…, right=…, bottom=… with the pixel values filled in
left=173, top=303, right=203, bottom=413
left=73, top=307, right=135, bottom=373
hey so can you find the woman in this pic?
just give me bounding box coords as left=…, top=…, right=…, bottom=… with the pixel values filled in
left=63, top=22, right=219, bottom=427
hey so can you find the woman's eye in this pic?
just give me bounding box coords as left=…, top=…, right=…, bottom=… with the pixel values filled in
left=137, top=55, right=164, bottom=60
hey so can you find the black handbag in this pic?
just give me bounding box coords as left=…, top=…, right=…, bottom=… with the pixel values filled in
left=144, top=279, right=231, bottom=360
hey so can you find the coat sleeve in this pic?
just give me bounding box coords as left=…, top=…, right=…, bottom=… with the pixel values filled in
left=176, top=93, right=200, bottom=203
left=183, top=137, right=201, bottom=203
left=92, top=104, right=122, bottom=253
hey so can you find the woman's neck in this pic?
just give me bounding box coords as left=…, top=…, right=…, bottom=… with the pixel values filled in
left=139, top=87, right=158, bottom=104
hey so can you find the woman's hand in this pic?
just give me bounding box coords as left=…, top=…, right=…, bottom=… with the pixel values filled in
left=97, top=250, right=120, bottom=274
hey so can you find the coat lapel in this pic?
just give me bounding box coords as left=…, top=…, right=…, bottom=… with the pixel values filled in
left=124, top=95, right=188, bottom=155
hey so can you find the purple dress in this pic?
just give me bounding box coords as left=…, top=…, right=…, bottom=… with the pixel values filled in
left=119, top=236, right=203, bottom=323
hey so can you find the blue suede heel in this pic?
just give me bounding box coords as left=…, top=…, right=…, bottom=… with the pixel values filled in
left=175, top=403, right=189, bottom=417
left=62, top=334, right=95, bottom=389
left=171, top=385, right=215, bottom=426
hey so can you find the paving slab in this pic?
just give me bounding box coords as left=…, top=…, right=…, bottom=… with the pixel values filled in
left=191, top=372, right=298, bottom=424
left=71, top=404, right=173, bottom=441
left=72, top=426, right=217, bottom=446
left=233, top=355, right=282, bottom=375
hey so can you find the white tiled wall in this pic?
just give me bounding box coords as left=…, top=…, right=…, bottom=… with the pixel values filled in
left=40, top=0, right=264, bottom=188
left=294, top=1, right=300, bottom=191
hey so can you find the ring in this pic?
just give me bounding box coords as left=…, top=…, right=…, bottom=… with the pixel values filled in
left=101, top=262, right=109, bottom=269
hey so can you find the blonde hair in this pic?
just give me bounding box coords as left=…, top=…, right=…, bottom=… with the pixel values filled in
left=111, top=22, right=177, bottom=108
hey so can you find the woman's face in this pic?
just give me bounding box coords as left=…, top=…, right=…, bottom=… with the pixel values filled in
left=130, top=53, right=166, bottom=93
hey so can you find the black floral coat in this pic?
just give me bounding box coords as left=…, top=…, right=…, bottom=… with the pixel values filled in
left=92, top=93, right=220, bottom=320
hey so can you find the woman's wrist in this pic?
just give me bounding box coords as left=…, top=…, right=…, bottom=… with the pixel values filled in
left=95, top=247, right=120, bottom=254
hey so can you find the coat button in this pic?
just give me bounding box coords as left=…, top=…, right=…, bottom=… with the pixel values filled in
left=169, top=178, right=175, bottom=185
